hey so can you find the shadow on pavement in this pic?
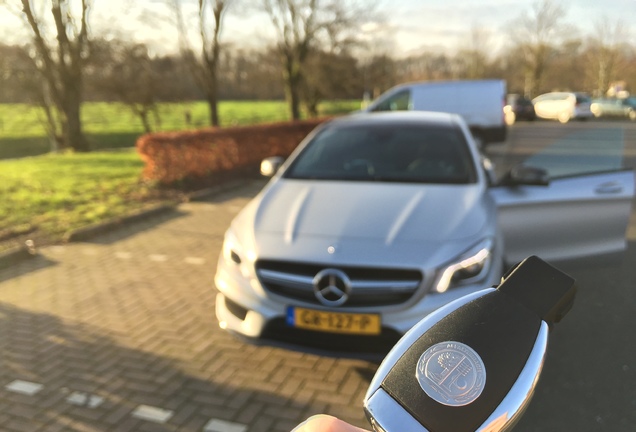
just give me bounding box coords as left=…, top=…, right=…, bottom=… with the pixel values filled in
left=0, top=254, right=58, bottom=284
left=0, top=301, right=375, bottom=432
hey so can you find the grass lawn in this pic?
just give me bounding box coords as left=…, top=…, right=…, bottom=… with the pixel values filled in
left=0, top=149, right=179, bottom=252
left=0, top=99, right=360, bottom=251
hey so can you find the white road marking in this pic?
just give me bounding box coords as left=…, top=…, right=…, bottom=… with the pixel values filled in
left=4, top=380, right=250, bottom=431
left=185, top=257, right=206, bottom=265
left=66, top=391, right=105, bottom=408
left=204, top=418, right=248, bottom=432
left=5, top=380, right=44, bottom=396
left=132, top=404, right=174, bottom=423
left=149, top=254, right=168, bottom=262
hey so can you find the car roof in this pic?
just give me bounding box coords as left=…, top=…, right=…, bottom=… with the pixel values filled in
left=332, top=111, right=460, bottom=128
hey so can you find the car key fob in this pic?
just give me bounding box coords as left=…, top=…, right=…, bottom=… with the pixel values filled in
left=363, top=256, right=576, bottom=432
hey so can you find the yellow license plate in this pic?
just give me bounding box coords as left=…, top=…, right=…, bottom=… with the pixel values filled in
left=287, top=307, right=381, bottom=335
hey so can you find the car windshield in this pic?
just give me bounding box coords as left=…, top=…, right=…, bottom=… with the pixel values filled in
left=284, top=122, right=477, bottom=184
left=576, top=94, right=591, bottom=103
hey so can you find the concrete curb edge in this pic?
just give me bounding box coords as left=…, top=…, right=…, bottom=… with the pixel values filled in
left=0, top=179, right=250, bottom=269
left=0, top=245, right=37, bottom=270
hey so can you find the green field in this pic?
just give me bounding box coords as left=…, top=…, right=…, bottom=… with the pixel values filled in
left=0, top=99, right=359, bottom=251
left=0, top=100, right=361, bottom=159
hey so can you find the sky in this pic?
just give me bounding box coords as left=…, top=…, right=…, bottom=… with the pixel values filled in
left=0, top=0, right=634, bottom=57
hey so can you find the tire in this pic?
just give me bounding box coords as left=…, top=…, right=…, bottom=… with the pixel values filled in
left=558, top=111, right=570, bottom=124
left=629, top=110, right=636, bottom=121
left=505, top=111, right=516, bottom=126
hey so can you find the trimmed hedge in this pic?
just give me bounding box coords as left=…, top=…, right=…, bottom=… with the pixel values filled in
left=136, top=118, right=328, bottom=186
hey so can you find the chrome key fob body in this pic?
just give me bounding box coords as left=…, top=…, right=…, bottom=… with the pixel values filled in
left=363, top=256, right=576, bottom=432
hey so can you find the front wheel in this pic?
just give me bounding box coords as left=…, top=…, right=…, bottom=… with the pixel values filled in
left=558, top=111, right=570, bottom=124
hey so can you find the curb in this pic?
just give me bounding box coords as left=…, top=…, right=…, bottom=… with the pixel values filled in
left=62, top=202, right=178, bottom=243
left=0, top=244, right=37, bottom=270
left=0, top=179, right=252, bottom=270
left=64, top=179, right=249, bottom=243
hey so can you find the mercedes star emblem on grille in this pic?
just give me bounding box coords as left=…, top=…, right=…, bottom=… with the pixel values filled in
left=312, top=268, right=352, bottom=306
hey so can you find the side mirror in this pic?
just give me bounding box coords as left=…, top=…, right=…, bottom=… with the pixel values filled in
left=260, top=156, right=285, bottom=177
left=481, top=156, right=497, bottom=186
left=503, top=164, right=550, bottom=186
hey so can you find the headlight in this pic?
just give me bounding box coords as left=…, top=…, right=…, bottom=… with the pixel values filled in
left=433, top=239, right=494, bottom=293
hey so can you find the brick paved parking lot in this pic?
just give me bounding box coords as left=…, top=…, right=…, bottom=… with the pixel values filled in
left=0, top=181, right=377, bottom=432
left=1, top=122, right=635, bottom=432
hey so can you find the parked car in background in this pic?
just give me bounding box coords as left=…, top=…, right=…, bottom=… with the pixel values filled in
left=362, top=80, right=507, bottom=148
left=504, top=94, right=536, bottom=125
left=214, top=111, right=634, bottom=352
left=532, top=92, right=594, bottom=123
left=591, top=97, right=636, bottom=120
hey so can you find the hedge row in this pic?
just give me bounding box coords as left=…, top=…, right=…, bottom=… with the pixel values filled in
left=136, top=118, right=328, bottom=186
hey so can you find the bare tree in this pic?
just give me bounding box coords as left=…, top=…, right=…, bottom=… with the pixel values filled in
left=90, top=39, right=162, bottom=133
left=455, top=27, right=492, bottom=79
left=18, top=0, right=91, bottom=152
left=172, top=0, right=230, bottom=126
left=508, top=0, right=568, bottom=97
left=262, top=0, right=372, bottom=120
left=586, top=17, right=629, bottom=96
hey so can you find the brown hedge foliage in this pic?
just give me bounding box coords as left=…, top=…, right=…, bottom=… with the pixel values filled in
left=136, top=118, right=328, bottom=186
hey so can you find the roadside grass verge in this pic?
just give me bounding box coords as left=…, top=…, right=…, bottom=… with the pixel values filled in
left=0, top=149, right=182, bottom=252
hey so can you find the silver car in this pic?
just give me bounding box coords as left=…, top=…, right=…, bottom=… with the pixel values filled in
left=214, top=112, right=633, bottom=351
left=591, top=97, right=636, bottom=120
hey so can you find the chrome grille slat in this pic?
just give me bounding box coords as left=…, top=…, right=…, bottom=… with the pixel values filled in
left=350, top=280, right=421, bottom=291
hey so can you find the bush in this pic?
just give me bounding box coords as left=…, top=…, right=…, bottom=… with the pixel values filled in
left=136, top=119, right=328, bottom=186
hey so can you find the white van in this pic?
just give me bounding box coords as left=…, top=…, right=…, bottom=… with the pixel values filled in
left=363, top=80, right=507, bottom=146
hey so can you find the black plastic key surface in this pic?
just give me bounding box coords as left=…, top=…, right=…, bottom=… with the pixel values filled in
left=367, top=255, right=576, bottom=432
left=498, top=256, right=576, bottom=326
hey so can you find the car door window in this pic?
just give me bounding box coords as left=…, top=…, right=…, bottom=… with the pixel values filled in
left=521, top=127, right=626, bottom=179
left=370, top=90, right=412, bottom=112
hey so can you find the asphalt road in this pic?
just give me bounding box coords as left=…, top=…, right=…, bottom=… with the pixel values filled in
left=0, top=120, right=634, bottom=432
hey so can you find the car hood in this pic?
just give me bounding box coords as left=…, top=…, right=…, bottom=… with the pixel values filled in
left=233, top=179, right=493, bottom=267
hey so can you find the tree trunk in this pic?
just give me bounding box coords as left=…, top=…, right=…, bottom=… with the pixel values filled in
left=284, top=62, right=302, bottom=120
left=208, top=94, right=219, bottom=126
left=140, top=109, right=152, bottom=133
left=63, top=85, right=89, bottom=152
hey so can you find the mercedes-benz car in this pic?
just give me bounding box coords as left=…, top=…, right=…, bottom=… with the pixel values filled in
left=214, top=111, right=633, bottom=351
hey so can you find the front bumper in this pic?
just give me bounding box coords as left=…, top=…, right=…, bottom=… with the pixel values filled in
left=214, top=257, right=502, bottom=347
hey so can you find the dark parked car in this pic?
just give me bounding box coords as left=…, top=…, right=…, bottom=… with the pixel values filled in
left=504, top=94, right=536, bottom=125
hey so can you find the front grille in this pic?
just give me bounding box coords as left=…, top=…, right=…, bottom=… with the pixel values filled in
left=255, top=260, right=423, bottom=307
